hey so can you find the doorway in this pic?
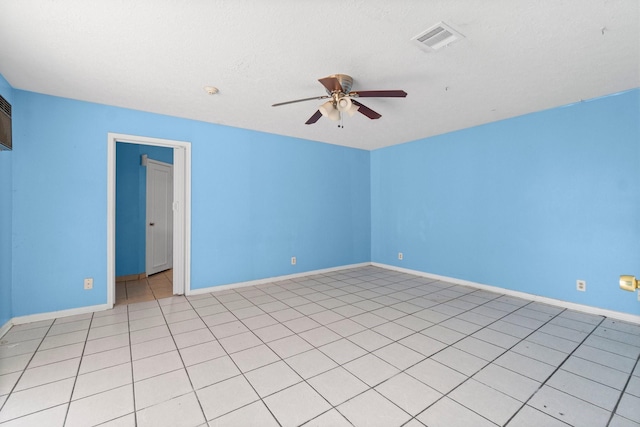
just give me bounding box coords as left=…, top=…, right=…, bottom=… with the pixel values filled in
left=107, top=133, right=191, bottom=307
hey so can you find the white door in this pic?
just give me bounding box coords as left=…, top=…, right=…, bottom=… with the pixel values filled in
left=146, top=159, right=173, bottom=276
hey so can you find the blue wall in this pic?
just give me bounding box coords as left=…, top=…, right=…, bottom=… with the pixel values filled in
left=2, top=72, right=638, bottom=320
left=116, top=143, right=173, bottom=277
left=371, top=89, right=640, bottom=314
left=9, top=90, right=371, bottom=316
left=0, top=74, right=12, bottom=326
left=190, top=128, right=371, bottom=287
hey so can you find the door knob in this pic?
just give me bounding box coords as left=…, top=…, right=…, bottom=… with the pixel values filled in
left=620, top=275, right=639, bottom=292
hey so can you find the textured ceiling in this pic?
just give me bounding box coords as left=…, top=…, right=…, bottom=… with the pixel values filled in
left=0, top=1, right=638, bottom=150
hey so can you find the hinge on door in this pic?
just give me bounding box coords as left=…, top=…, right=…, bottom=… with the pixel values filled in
left=173, top=201, right=179, bottom=211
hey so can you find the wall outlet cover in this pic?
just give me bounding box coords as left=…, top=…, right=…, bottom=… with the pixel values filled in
left=576, top=280, right=586, bottom=292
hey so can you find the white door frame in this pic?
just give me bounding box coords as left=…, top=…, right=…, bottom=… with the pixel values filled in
left=107, top=133, right=191, bottom=307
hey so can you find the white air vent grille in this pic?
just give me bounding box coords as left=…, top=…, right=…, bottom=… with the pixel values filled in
left=413, top=22, right=464, bottom=51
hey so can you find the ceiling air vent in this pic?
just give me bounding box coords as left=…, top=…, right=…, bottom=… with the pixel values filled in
left=412, top=22, right=464, bottom=51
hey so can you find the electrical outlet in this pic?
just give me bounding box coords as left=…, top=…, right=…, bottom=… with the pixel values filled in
left=84, top=278, right=93, bottom=290
left=398, top=252, right=403, bottom=260
left=291, top=256, right=296, bottom=265
left=576, top=280, right=586, bottom=292
left=637, top=290, right=640, bottom=302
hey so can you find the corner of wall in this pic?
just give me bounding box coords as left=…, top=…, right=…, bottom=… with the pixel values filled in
left=0, top=73, right=14, bottom=327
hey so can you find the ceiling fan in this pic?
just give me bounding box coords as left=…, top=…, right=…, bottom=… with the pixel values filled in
left=272, top=74, right=407, bottom=125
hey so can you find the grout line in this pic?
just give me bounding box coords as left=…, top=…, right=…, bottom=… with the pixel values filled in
left=146, top=267, right=629, bottom=425
left=2, top=266, right=638, bottom=426
left=157, top=297, right=209, bottom=425
left=223, top=270, right=488, bottom=422
left=503, top=314, right=607, bottom=426
left=606, top=352, right=640, bottom=427
left=116, top=269, right=173, bottom=307
left=184, top=290, right=285, bottom=426
left=124, top=305, right=138, bottom=426
left=0, top=320, right=56, bottom=420
left=385, top=293, right=557, bottom=425
left=224, top=270, right=400, bottom=421
left=62, top=313, right=95, bottom=426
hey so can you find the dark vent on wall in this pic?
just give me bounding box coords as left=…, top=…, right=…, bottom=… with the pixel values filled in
left=413, top=22, right=465, bottom=51
left=0, top=93, right=11, bottom=151
left=0, top=94, right=10, bottom=118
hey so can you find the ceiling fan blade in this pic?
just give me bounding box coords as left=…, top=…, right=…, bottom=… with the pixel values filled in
left=352, top=100, right=381, bottom=120
left=272, top=95, right=329, bottom=107
left=305, top=110, right=323, bottom=125
left=349, top=90, right=407, bottom=98
left=318, top=76, right=343, bottom=93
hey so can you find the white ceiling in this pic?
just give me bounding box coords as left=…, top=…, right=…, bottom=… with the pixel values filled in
left=1, top=1, right=638, bottom=150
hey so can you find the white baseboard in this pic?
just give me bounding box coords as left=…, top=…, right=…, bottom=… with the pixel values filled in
left=0, top=319, right=12, bottom=339
left=0, top=303, right=113, bottom=339
left=188, top=262, right=371, bottom=296
left=1, top=264, right=370, bottom=337
left=2, top=261, right=636, bottom=339
left=373, top=263, right=640, bottom=324
left=11, top=303, right=112, bottom=325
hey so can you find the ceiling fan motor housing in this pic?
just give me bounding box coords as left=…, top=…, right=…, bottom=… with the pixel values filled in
left=325, top=74, right=353, bottom=95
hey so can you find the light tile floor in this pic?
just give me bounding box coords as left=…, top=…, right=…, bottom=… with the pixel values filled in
left=116, top=270, right=173, bottom=305
left=1, top=266, right=639, bottom=426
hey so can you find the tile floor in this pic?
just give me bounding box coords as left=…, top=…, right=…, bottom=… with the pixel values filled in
left=1, top=266, right=639, bottom=426
left=116, top=270, right=173, bottom=305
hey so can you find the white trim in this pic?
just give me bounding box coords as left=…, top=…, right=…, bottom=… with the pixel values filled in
left=107, top=133, right=191, bottom=307
left=373, top=263, right=640, bottom=324
left=3, top=262, right=637, bottom=340
left=173, top=145, right=191, bottom=296
left=188, top=262, right=371, bottom=296
left=107, top=136, right=115, bottom=306
left=1, top=304, right=111, bottom=336
left=0, top=319, right=12, bottom=339
left=0, top=264, right=369, bottom=338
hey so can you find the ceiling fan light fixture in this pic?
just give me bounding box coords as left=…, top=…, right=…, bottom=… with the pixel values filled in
left=337, top=96, right=358, bottom=117
left=336, top=97, right=352, bottom=112
left=319, top=101, right=340, bottom=121
left=318, top=100, right=333, bottom=116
